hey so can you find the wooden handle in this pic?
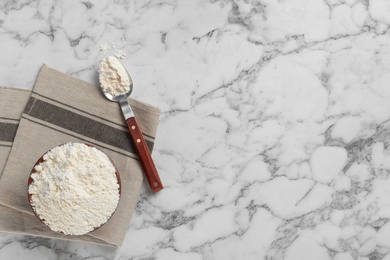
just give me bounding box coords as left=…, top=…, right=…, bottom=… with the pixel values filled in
left=126, top=117, right=163, bottom=192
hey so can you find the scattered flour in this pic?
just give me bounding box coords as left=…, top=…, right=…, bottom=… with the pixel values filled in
left=99, top=41, right=127, bottom=59
left=99, top=44, right=110, bottom=52
left=99, top=56, right=131, bottom=96
left=28, top=143, right=120, bottom=235
left=115, top=50, right=127, bottom=59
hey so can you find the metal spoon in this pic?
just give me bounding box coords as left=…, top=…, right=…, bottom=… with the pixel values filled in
left=100, top=61, right=163, bottom=192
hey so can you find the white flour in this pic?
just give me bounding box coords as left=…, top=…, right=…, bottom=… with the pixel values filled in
left=99, top=44, right=110, bottom=52
left=99, top=56, right=131, bottom=96
left=28, top=143, right=120, bottom=235
left=99, top=41, right=126, bottom=59
left=114, top=50, right=126, bottom=59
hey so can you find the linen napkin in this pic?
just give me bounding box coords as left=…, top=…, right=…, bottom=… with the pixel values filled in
left=0, top=65, right=160, bottom=247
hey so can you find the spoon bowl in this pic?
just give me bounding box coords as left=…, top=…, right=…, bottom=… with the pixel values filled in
left=101, top=66, right=133, bottom=102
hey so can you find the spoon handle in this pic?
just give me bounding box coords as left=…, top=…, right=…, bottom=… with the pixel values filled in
left=126, top=117, right=163, bottom=192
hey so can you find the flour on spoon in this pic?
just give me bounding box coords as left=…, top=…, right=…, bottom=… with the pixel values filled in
left=99, top=56, right=131, bottom=96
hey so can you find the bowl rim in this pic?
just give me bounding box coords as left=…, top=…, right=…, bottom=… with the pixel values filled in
left=27, top=142, right=122, bottom=236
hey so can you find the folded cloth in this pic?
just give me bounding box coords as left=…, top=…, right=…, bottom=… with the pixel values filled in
left=0, top=65, right=160, bottom=247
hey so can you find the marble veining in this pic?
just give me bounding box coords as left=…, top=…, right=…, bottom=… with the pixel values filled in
left=1, top=0, right=390, bottom=259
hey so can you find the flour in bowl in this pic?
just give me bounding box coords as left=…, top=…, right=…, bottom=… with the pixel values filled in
left=28, top=142, right=120, bottom=235
left=99, top=56, right=131, bottom=96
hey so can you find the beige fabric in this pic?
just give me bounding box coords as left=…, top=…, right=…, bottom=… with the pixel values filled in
left=0, top=65, right=160, bottom=247
left=0, top=88, right=30, bottom=178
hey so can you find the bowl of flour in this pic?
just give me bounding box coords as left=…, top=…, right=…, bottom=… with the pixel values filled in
left=27, top=142, right=121, bottom=235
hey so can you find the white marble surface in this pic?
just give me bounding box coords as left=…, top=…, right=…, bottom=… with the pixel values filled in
left=1, top=0, right=390, bottom=259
